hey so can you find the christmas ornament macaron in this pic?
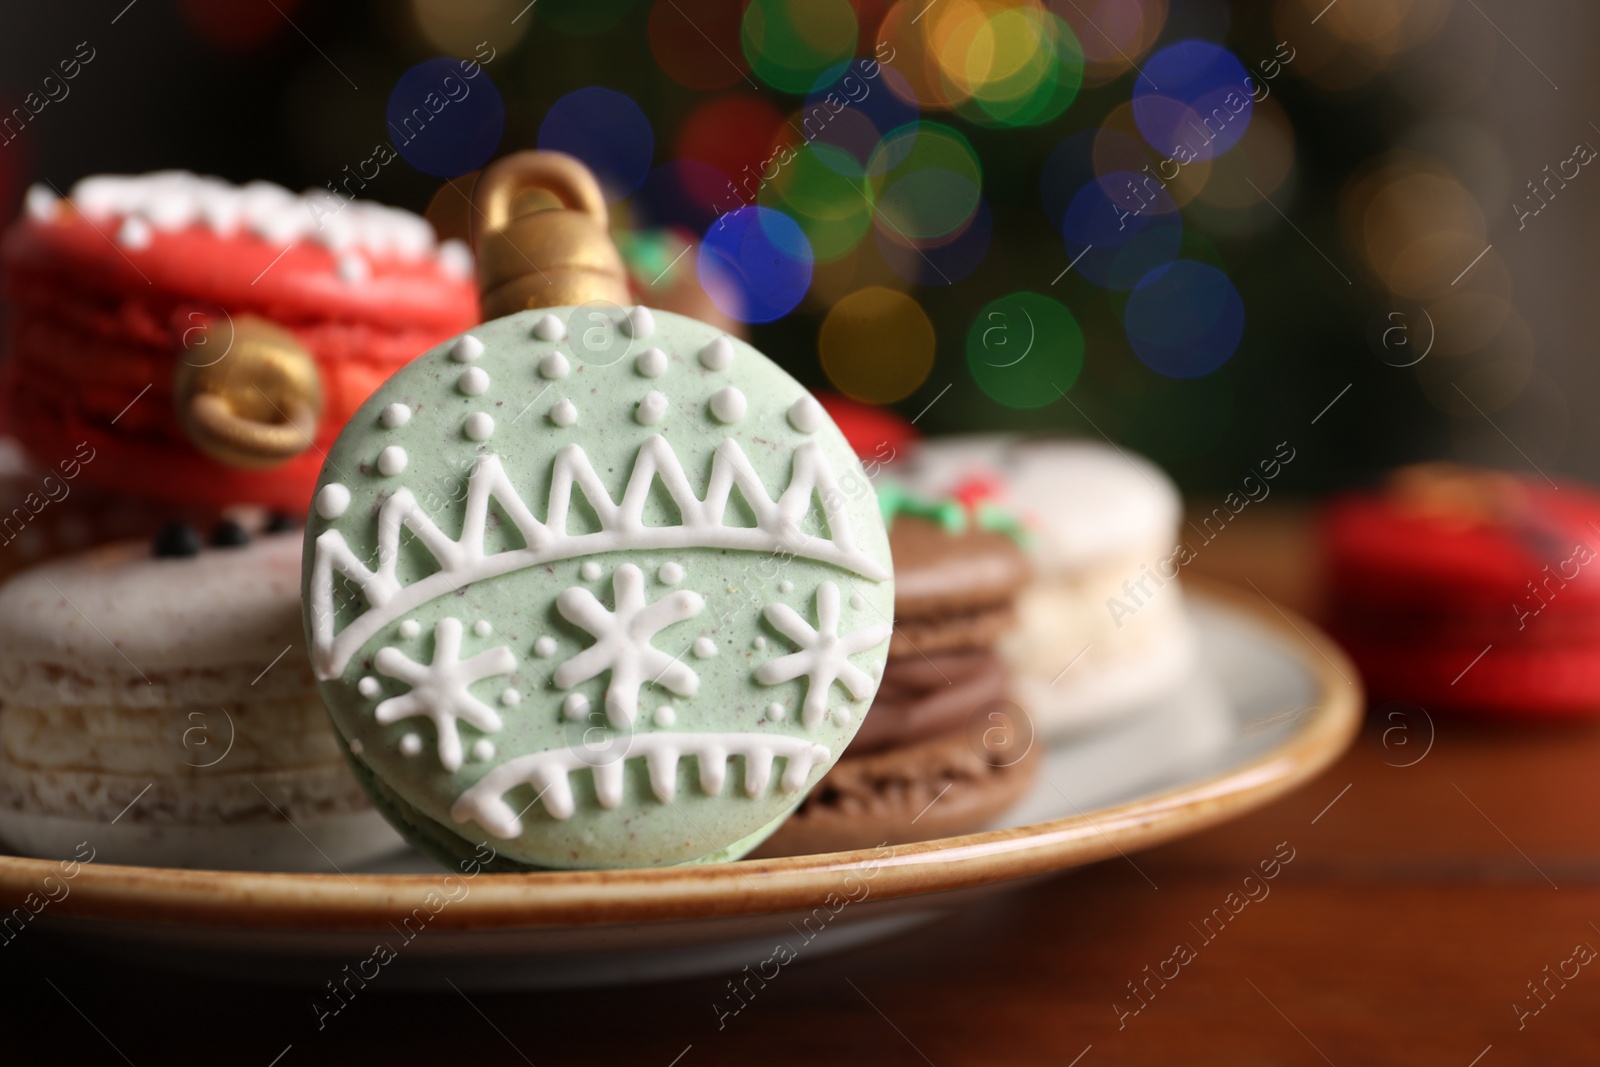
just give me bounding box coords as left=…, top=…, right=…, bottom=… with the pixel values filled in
left=302, top=306, right=896, bottom=869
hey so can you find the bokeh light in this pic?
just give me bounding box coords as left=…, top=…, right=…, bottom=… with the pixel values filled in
left=1093, top=101, right=1209, bottom=210
left=387, top=58, right=505, bottom=178
left=648, top=0, right=748, bottom=90
left=1124, top=260, right=1244, bottom=377
left=878, top=197, right=992, bottom=285
left=1194, top=96, right=1295, bottom=209
left=699, top=206, right=814, bottom=323
left=759, top=143, right=874, bottom=263
left=409, top=0, right=528, bottom=56
left=538, top=87, right=654, bottom=202
left=1133, top=41, right=1253, bottom=162
left=820, top=287, right=935, bottom=403
left=966, top=292, right=1084, bottom=408
left=1052, top=0, right=1168, bottom=86
left=802, top=62, right=920, bottom=174
left=675, top=95, right=788, bottom=211
left=742, top=0, right=859, bottom=94
left=868, top=122, right=983, bottom=242
left=1039, top=130, right=1098, bottom=229
left=632, top=160, right=727, bottom=233
left=1060, top=172, right=1182, bottom=290
left=950, top=7, right=1083, bottom=128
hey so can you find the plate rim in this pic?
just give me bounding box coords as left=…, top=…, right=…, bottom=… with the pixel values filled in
left=0, top=579, right=1361, bottom=932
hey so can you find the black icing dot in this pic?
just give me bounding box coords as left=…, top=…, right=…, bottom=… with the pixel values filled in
left=264, top=511, right=298, bottom=534
left=152, top=522, right=201, bottom=558
left=209, top=519, right=250, bottom=548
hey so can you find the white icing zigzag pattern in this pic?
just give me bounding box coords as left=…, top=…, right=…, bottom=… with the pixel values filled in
left=310, top=435, right=889, bottom=678
left=451, top=732, right=831, bottom=834
left=554, top=564, right=705, bottom=728
left=756, top=582, right=892, bottom=729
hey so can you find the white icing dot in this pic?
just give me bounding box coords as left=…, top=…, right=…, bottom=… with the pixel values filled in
left=754, top=635, right=768, bottom=650
left=399, top=619, right=421, bottom=638
left=709, top=386, right=747, bottom=424
left=24, top=185, right=57, bottom=222
left=692, top=637, right=718, bottom=659
left=376, top=445, right=408, bottom=476
left=534, top=636, right=557, bottom=658
left=532, top=314, right=565, bottom=341
left=315, top=483, right=350, bottom=519
left=778, top=579, right=794, bottom=594
left=551, top=398, right=577, bottom=427
left=788, top=395, right=825, bottom=433
left=474, top=619, right=493, bottom=637
left=437, top=239, right=472, bottom=279
left=358, top=676, right=380, bottom=698
left=117, top=216, right=152, bottom=249
left=658, top=562, right=685, bottom=585
left=500, top=688, right=521, bottom=707
left=654, top=705, right=677, bottom=727
left=399, top=734, right=423, bottom=757
left=833, top=707, right=852, bottom=727
left=539, top=351, right=571, bottom=380
left=459, top=366, right=490, bottom=396
left=563, top=692, right=590, bottom=721
left=636, top=390, right=669, bottom=426
left=622, top=306, right=656, bottom=339
left=636, top=347, right=668, bottom=378
left=348, top=739, right=364, bottom=756
left=452, top=334, right=485, bottom=363
left=472, top=738, right=496, bottom=761
left=464, top=411, right=494, bottom=441
left=581, top=561, right=602, bottom=581
left=850, top=592, right=866, bottom=609
left=767, top=702, right=787, bottom=721
left=336, top=252, right=370, bottom=284
left=699, top=335, right=734, bottom=371
left=380, top=402, right=411, bottom=428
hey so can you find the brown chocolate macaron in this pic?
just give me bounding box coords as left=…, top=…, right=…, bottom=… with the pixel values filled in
left=758, top=511, right=1038, bottom=856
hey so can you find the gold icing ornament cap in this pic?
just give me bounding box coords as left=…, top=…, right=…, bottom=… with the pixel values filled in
left=173, top=314, right=323, bottom=469
left=471, top=150, right=631, bottom=319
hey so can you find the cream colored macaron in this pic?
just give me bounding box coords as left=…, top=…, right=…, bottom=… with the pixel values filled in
left=0, top=529, right=404, bottom=870
left=903, top=436, right=1199, bottom=734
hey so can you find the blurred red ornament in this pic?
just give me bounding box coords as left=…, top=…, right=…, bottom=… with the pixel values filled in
left=179, top=0, right=301, bottom=50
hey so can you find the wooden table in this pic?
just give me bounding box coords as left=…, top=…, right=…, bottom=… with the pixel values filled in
left=3, top=507, right=1597, bottom=1064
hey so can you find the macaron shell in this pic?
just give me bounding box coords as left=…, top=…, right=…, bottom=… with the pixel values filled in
left=303, top=307, right=895, bottom=869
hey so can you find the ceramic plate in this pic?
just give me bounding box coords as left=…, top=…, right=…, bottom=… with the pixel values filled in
left=0, top=582, right=1360, bottom=988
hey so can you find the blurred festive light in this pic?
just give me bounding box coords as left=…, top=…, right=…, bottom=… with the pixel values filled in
left=877, top=197, right=992, bottom=285
left=759, top=142, right=874, bottom=263
left=1345, top=161, right=1484, bottom=287
left=965, top=291, right=1084, bottom=408
left=1132, top=41, right=1253, bottom=162
left=949, top=6, right=1083, bottom=128
left=633, top=160, right=727, bottom=233
left=409, top=0, right=528, bottom=56
left=867, top=122, right=983, bottom=243
left=804, top=238, right=915, bottom=311
left=675, top=95, right=788, bottom=215
left=819, top=287, right=935, bottom=403
left=1051, top=0, right=1168, bottom=86
left=1039, top=130, right=1098, bottom=230
left=876, top=0, right=976, bottom=111
left=1193, top=96, right=1295, bottom=209
left=180, top=0, right=299, bottom=49
left=1124, top=260, right=1243, bottom=377
left=1274, top=0, right=1448, bottom=92
left=742, top=0, right=859, bottom=94
left=1060, top=171, right=1182, bottom=290
left=1093, top=101, right=1209, bottom=210
left=536, top=0, right=638, bottom=35
left=698, top=206, right=813, bottom=323
left=387, top=57, right=505, bottom=178
left=648, top=0, right=749, bottom=90
left=1425, top=285, right=1513, bottom=358
left=538, top=87, right=654, bottom=202
left=802, top=62, right=920, bottom=174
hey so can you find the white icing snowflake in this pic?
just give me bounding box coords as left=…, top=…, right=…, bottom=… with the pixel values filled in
left=755, top=582, right=890, bottom=730
left=374, top=616, right=516, bottom=772
left=553, top=563, right=706, bottom=728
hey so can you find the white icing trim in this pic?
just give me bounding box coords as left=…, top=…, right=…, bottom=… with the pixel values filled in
left=67, top=172, right=451, bottom=262
left=450, top=731, right=831, bottom=833
left=309, top=437, right=890, bottom=677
